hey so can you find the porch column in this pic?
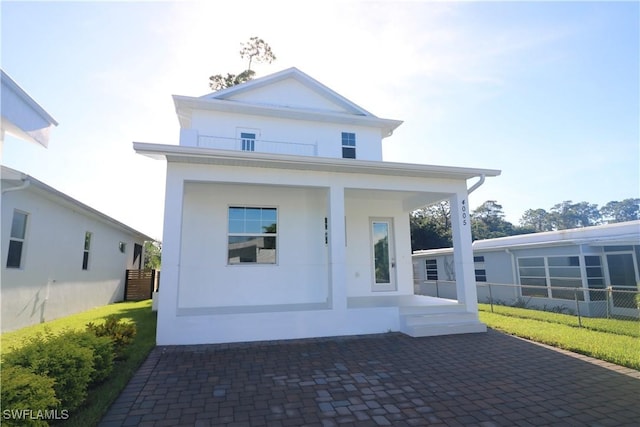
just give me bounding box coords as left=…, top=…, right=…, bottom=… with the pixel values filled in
left=156, top=167, right=184, bottom=344
left=450, top=190, right=478, bottom=312
left=328, top=185, right=347, bottom=310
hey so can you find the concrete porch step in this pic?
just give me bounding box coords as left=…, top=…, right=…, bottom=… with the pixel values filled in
left=399, top=312, right=487, bottom=337
left=399, top=303, right=467, bottom=316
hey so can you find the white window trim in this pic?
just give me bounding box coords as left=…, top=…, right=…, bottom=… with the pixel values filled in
left=7, top=210, right=29, bottom=269
left=227, top=205, right=278, bottom=266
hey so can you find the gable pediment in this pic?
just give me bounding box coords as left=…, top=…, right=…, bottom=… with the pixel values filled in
left=200, top=67, right=374, bottom=117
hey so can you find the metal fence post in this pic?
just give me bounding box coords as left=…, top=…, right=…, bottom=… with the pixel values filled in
left=606, top=286, right=611, bottom=319
left=488, top=283, right=494, bottom=313
left=574, top=289, right=582, bottom=327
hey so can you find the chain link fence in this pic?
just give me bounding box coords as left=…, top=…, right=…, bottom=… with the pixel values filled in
left=415, top=280, right=640, bottom=322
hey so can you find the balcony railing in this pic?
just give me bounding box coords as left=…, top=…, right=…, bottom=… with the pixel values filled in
left=198, top=135, right=318, bottom=156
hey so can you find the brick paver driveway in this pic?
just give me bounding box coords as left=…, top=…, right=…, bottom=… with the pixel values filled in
left=100, top=329, right=640, bottom=426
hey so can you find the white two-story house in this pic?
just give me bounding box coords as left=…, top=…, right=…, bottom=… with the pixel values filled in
left=135, top=67, right=501, bottom=345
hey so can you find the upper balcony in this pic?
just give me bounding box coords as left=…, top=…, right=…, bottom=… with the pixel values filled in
left=198, top=135, right=317, bottom=156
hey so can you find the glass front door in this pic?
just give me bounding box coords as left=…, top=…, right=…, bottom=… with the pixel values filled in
left=371, top=219, right=396, bottom=291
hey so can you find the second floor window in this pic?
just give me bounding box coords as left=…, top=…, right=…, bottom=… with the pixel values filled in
left=342, top=132, right=356, bottom=159
left=241, top=132, right=256, bottom=152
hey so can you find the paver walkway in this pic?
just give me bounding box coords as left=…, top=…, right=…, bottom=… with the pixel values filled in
left=99, top=329, right=640, bottom=426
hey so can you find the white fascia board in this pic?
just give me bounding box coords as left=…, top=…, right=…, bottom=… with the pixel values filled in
left=1, top=166, right=155, bottom=242
left=133, top=142, right=501, bottom=181
left=1, top=70, right=58, bottom=127
left=173, top=95, right=403, bottom=137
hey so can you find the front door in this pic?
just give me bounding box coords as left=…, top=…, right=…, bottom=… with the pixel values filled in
left=371, top=218, right=396, bottom=291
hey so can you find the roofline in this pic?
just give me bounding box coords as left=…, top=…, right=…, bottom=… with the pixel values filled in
left=200, top=67, right=377, bottom=117
left=133, top=142, right=501, bottom=181
left=412, top=220, right=640, bottom=256
left=1, top=69, right=58, bottom=127
left=1, top=166, right=155, bottom=241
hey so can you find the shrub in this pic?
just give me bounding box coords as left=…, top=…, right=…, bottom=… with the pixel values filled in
left=4, top=332, right=94, bottom=411
left=0, top=365, right=59, bottom=427
left=86, top=315, right=136, bottom=359
left=64, top=330, right=114, bottom=384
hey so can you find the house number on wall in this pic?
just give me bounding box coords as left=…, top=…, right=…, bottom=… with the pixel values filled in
left=461, top=199, right=468, bottom=226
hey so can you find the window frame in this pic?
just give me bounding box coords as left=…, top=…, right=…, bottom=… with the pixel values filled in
left=82, top=231, right=92, bottom=270
left=6, top=210, right=28, bottom=269
left=227, top=206, right=278, bottom=265
left=474, top=255, right=487, bottom=282
left=425, top=258, right=438, bottom=281
left=517, top=255, right=584, bottom=300
left=341, top=132, right=356, bottom=159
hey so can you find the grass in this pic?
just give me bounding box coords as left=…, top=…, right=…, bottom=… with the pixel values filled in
left=1, top=300, right=157, bottom=426
left=479, top=303, right=640, bottom=337
left=478, top=305, right=640, bottom=370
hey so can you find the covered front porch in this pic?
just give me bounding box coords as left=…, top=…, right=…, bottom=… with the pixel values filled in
left=136, top=144, right=498, bottom=344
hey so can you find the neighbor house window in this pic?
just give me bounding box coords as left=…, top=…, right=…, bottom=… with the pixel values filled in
left=6, top=211, right=28, bottom=268
left=240, top=132, right=256, bottom=152
left=585, top=255, right=605, bottom=301
left=425, top=258, right=438, bottom=281
left=518, top=256, right=583, bottom=300
left=518, top=257, right=547, bottom=297
left=228, top=207, right=277, bottom=264
left=341, top=132, right=356, bottom=159
left=474, top=255, right=487, bottom=282
left=82, top=232, right=92, bottom=270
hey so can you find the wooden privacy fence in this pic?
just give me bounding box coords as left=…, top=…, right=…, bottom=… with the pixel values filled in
left=124, top=269, right=160, bottom=301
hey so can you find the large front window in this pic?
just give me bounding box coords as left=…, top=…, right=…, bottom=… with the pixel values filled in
left=228, top=207, right=277, bottom=264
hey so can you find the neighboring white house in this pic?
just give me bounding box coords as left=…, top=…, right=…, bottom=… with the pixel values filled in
left=1, top=166, right=153, bottom=332
left=1, top=69, right=58, bottom=158
left=413, top=221, right=640, bottom=318
left=135, top=67, right=501, bottom=345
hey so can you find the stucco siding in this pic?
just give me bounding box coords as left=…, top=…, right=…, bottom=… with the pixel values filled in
left=1, top=187, right=146, bottom=332
left=187, top=110, right=383, bottom=160
left=177, top=182, right=329, bottom=309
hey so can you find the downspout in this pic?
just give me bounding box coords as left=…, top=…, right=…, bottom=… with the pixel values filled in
left=467, top=174, right=486, bottom=194
left=2, top=179, right=30, bottom=194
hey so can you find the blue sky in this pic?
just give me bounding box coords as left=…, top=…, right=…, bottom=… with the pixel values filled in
left=2, top=1, right=638, bottom=239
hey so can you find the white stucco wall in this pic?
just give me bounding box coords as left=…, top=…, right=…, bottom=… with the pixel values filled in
left=185, top=110, right=384, bottom=160
left=178, top=182, right=329, bottom=309
left=345, top=197, right=413, bottom=296
left=1, top=187, right=146, bottom=332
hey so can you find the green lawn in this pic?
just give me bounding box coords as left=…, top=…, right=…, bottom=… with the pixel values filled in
left=1, top=300, right=157, bottom=427
left=479, top=305, right=640, bottom=370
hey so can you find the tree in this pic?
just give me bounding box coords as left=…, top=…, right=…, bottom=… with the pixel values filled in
left=519, top=208, right=553, bottom=232
left=471, top=200, right=515, bottom=240
left=144, top=241, right=161, bottom=270
left=410, top=201, right=452, bottom=251
left=209, top=37, right=276, bottom=91
left=549, top=200, right=601, bottom=230
left=600, top=198, right=640, bottom=223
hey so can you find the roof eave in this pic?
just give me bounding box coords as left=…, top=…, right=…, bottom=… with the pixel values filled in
left=133, top=142, right=501, bottom=181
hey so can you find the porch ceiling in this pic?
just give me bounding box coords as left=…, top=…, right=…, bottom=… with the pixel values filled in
left=346, top=188, right=449, bottom=211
